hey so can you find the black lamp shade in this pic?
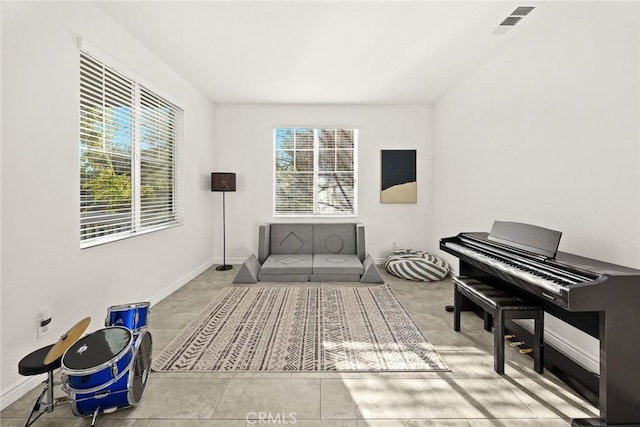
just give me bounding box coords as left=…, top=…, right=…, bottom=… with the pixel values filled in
left=211, top=173, right=236, bottom=192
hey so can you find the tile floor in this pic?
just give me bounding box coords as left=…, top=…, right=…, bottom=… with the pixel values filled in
left=1, top=266, right=599, bottom=426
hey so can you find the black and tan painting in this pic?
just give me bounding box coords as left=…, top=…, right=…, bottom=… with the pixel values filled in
left=380, top=149, right=417, bottom=203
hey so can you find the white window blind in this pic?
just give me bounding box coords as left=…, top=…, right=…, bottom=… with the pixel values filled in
left=274, top=128, right=357, bottom=216
left=80, top=52, right=183, bottom=247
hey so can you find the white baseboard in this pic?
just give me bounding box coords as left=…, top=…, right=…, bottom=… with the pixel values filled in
left=0, top=374, right=47, bottom=412
left=0, top=258, right=216, bottom=411
left=149, top=258, right=216, bottom=306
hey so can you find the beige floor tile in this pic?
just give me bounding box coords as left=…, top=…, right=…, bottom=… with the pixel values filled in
left=292, top=372, right=381, bottom=379
left=322, top=378, right=430, bottom=419
left=149, top=371, right=207, bottom=379
left=133, top=420, right=245, bottom=426
left=423, top=329, right=493, bottom=353
left=257, top=420, right=358, bottom=427
left=150, top=312, right=200, bottom=330
left=168, top=286, right=224, bottom=302
left=469, top=420, right=571, bottom=426
left=506, top=377, right=599, bottom=420
left=321, top=378, right=539, bottom=420
left=199, top=371, right=293, bottom=379
left=148, top=328, right=184, bottom=353
left=357, top=420, right=472, bottom=427
left=104, top=378, right=229, bottom=419
left=213, top=378, right=321, bottom=420
left=151, top=297, right=212, bottom=315
left=420, top=378, right=537, bottom=419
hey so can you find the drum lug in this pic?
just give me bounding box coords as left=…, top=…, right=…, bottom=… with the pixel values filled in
left=110, top=363, right=118, bottom=378
left=134, top=312, right=139, bottom=328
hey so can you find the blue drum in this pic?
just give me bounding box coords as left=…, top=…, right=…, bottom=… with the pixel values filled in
left=62, top=328, right=152, bottom=417
left=105, top=302, right=150, bottom=334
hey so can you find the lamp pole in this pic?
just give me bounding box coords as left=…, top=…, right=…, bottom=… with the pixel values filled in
left=216, top=189, right=232, bottom=271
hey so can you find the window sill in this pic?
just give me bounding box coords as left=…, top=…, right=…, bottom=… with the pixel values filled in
left=80, top=222, right=183, bottom=249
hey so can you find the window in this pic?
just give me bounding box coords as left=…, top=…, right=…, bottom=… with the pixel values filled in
left=274, top=128, right=357, bottom=216
left=80, top=52, right=183, bottom=247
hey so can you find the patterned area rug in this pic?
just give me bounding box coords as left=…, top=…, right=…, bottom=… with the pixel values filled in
left=151, top=284, right=449, bottom=372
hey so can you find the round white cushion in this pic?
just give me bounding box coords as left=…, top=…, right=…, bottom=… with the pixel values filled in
left=384, top=249, right=450, bottom=281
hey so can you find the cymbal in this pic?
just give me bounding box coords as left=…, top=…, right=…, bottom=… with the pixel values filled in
left=43, top=317, right=91, bottom=365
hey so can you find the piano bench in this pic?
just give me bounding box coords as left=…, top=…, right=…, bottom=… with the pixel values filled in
left=452, top=276, right=544, bottom=375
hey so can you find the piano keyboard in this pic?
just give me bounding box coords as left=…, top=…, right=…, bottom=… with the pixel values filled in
left=443, top=241, right=577, bottom=295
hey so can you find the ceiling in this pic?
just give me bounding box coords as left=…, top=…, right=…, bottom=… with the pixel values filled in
left=95, top=1, right=546, bottom=104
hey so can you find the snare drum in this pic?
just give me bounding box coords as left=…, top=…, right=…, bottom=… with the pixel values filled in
left=62, top=328, right=153, bottom=417
left=105, top=302, right=150, bottom=333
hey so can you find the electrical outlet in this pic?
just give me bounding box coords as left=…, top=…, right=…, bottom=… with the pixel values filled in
left=37, top=309, right=52, bottom=339
left=240, top=240, right=245, bottom=248
left=392, top=241, right=398, bottom=248
left=37, top=320, right=51, bottom=339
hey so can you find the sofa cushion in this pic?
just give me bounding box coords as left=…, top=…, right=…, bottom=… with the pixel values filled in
left=261, top=254, right=313, bottom=275
left=270, top=224, right=314, bottom=255
left=310, top=274, right=361, bottom=282
left=233, top=254, right=260, bottom=283
left=360, top=254, right=384, bottom=283
left=312, top=254, right=364, bottom=275
left=313, top=223, right=357, bottom=255
left=258, top=274, right=310, bottom=282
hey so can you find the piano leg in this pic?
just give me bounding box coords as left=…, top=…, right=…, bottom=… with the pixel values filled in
left=533, top=309, right=544, bottom=374
left=484, top=312, right=493, bottom=332
left=494, top=310, right=505, bottom=375
left=572, top=309, right=640, bottom=426
left=453, top=289, right=461, bottom=332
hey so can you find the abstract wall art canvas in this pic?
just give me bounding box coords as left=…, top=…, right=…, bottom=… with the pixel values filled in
left=380, top=149, right=417, bottom=203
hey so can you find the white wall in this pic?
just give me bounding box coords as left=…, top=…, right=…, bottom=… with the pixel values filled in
left=432, top=2, right=639, bottom=372
left=212, top=104, right=432, bottom=263
left=1, top=2, right=216, bottom=407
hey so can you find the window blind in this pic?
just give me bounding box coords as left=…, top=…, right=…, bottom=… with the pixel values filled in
left=274, top=128, right=357, bottom=216
left=80, top=52, right=183, bottom=247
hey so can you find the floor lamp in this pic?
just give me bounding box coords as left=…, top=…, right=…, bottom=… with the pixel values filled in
left=211, top=172, right=236, bottom=271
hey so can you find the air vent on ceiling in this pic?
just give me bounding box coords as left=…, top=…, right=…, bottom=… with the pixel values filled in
left=492, top=6, right=535, bottom=35
left=500, top=16, right=523, bottom=26
left=512, top=6, right=535, bottom=16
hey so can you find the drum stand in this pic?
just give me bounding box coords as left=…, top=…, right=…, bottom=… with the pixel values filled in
left=18, top=318, right=91, bottom=427
left=18, top=344, right=70, bottom=427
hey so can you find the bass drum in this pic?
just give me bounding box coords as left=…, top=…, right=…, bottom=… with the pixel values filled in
left=63, top=328, right=152, bottom=417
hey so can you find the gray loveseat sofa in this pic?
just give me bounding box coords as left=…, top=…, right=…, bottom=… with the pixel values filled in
left=233, top=223, right=383, bottom=283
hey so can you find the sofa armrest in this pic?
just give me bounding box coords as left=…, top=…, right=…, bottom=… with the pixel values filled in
left=356, top=223, right=366, bottom=262
left=258, top=223, right=271, bottom=264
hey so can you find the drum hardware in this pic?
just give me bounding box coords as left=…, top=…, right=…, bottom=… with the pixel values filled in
left=93, top=391, right=110, bottom=399
left=18, top=317, right=91, bottom=426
